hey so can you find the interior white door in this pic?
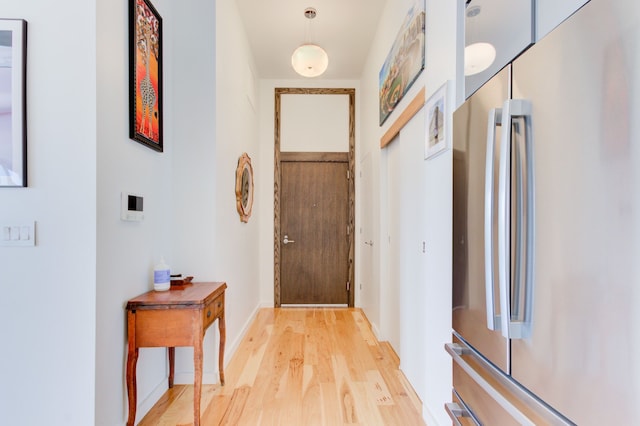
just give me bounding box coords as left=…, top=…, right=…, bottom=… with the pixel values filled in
left=359, top=152, right=377, bottom=317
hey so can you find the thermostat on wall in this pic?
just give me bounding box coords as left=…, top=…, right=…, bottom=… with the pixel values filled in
left=121, top=192, right=144, bottom=221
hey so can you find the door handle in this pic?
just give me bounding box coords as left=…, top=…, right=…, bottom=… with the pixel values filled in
left=364, top=240, right=373, bottom=246
left=283, top=235, right=295, bottom=245
left=485, top=108, right=502, bottom=331
left=445, top=402, right=478, bottom=426
left=498, top=99, right=533, bottom=340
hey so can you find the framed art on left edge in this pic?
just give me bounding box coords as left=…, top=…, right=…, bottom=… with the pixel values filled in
left=0, top=19, right=27, bottom=187
left=129, top=0, right=163, bottom=152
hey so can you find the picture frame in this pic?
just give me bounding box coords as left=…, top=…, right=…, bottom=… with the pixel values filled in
left=379, top=0, right=425, bottom=126
left=425, top=81, right=449, bottom=160
left=235, top=153, right=254, bottom=223
left=0, top=19, right=27, bottom=187
left=129, top=0, right=163, bottom=152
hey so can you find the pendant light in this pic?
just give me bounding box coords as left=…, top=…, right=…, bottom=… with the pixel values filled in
left=464, top=5, right=496, bottom=76
left=291, top=7, right=329, bottom=78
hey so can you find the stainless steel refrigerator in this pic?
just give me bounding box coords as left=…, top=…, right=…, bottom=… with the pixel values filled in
left=449, top=0, right=640, bottom=424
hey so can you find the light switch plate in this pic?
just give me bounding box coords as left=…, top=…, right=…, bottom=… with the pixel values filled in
left=0, top=221, right=35, bottom=246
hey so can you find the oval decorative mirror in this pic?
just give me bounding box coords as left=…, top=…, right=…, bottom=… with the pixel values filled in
left=235, top=152, right=254, bottom=222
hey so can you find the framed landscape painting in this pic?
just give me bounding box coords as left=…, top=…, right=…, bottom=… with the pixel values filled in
left=0, top=19, right=27, bottom=187
left=129, top=0, right=163, bottom=152
left=379, top=0, right=425, bottom=126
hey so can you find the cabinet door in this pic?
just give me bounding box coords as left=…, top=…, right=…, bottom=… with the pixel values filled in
left=535, top=0, right=589, bottom=41
left=453, top=66, right=510, bottom=374
left=464, top=0, right=533, bottom=98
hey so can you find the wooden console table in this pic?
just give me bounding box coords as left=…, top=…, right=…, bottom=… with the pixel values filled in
left=125, top=281, right=227, bottom=426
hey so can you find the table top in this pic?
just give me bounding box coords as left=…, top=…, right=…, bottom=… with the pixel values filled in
left=126, top=282, right=227, bottom=310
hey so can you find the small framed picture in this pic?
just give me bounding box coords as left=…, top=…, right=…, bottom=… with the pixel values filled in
left=425, top=81, right=450, bottom=160
left=0, top=19, right=27, bottom=187
left=129, top=0, right=163, bottom=152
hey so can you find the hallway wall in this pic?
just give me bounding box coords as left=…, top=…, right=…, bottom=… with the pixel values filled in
left=95, top=0, right=261, bottom=423
left=0, top=1, right=97, bottom=424
left=0, top=0, right=596, bottom=425
left=357, top=0, right=459, bottom=424
left=95, top=0, right=175, bottom=422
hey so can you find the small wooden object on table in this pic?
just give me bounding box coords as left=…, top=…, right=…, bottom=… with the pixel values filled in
left=125, top=281, right=227, bottom=426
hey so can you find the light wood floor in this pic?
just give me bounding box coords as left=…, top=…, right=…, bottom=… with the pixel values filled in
left=140, top=308, right=426, bottom=425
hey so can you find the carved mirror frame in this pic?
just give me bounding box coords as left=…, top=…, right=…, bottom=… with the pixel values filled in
left=235, top=152, right=254, bottom=222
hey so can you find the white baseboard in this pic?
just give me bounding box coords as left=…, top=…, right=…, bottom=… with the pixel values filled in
left=371, top=321, right=381, bottom=340
left=422, top=403, right=441, bottom=426
left=224, top=302, right=263, bottom=368
left=135, top=379, right=168, bottom=424
left=259, top=300, right=274, bottom=308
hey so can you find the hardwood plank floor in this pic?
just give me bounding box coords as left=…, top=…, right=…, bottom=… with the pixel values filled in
left=139, top=308, right=426, bottom=425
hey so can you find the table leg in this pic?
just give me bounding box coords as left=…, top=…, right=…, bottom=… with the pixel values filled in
left=126, top=310, right=139, bottom=426
left=168, top=347, right=175, bottom=388
left=218, top=313, right=226, bottom=386
left=126, top=346, right=139, bottom=426
left=193, top=336, right=203, bottom=426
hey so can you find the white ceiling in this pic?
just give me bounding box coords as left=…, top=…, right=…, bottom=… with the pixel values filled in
left=235, top=0, right=388, bottom=80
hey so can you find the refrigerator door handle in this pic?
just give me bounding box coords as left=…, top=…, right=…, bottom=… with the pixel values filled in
left=445, top=400, right=480, bottom=426
left=499, top=99, right=534, bottom=340
left=484, top=108, right=502, bottom=331
left=498, top=102, right=512, bottom=339
left=445, top=343, right=538, bottom=425
left=445, top=341, right=573, bottom=425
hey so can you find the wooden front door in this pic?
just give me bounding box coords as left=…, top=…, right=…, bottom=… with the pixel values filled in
left=280, top=157, right=349, bottom=304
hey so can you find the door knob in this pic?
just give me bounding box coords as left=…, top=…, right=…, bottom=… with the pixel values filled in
left=283, top=235, right=295, bottom=245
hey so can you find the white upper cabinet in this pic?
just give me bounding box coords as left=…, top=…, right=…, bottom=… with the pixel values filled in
left=464, top=0, right=534, bottom=98
left=536, top=0, right=590, bottom=41
left=463, top=0, right=590, bottom=99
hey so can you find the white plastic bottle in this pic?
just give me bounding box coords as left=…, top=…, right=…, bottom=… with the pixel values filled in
left=153, top=257, right=171, bottom=291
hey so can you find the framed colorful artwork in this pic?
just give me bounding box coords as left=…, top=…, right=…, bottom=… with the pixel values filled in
left=0, top=19, right=27, bottom=187
left=379, top=0, right=425, bottom=126
left=129, top=0, right=163, bottom=152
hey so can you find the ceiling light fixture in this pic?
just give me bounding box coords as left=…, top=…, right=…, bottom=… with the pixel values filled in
left=464, top=5, right=496, bottom=76
left=291, top=7, right=329, bottom=78
left=464, top=42, right=496, bottom=76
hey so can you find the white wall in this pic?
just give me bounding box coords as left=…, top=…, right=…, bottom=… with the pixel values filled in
left=95, top=0, right=175, bottom=422
left=211, top=0, right=262, bottom=368
left=358, top=0, right=458, bottom=424
left=280, top=94, right=349, bottom=152
left=96, top=0, right=261, bottom=423
left=0, top=1, right=97, bottom=424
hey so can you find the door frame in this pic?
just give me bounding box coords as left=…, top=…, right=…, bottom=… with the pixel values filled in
left=274, top=87, right=356, bottom=307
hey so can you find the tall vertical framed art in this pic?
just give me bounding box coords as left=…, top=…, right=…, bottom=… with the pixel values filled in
left=0, top=19, right=27, bottom=187
left=129, top=0, right=163, bottom=152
